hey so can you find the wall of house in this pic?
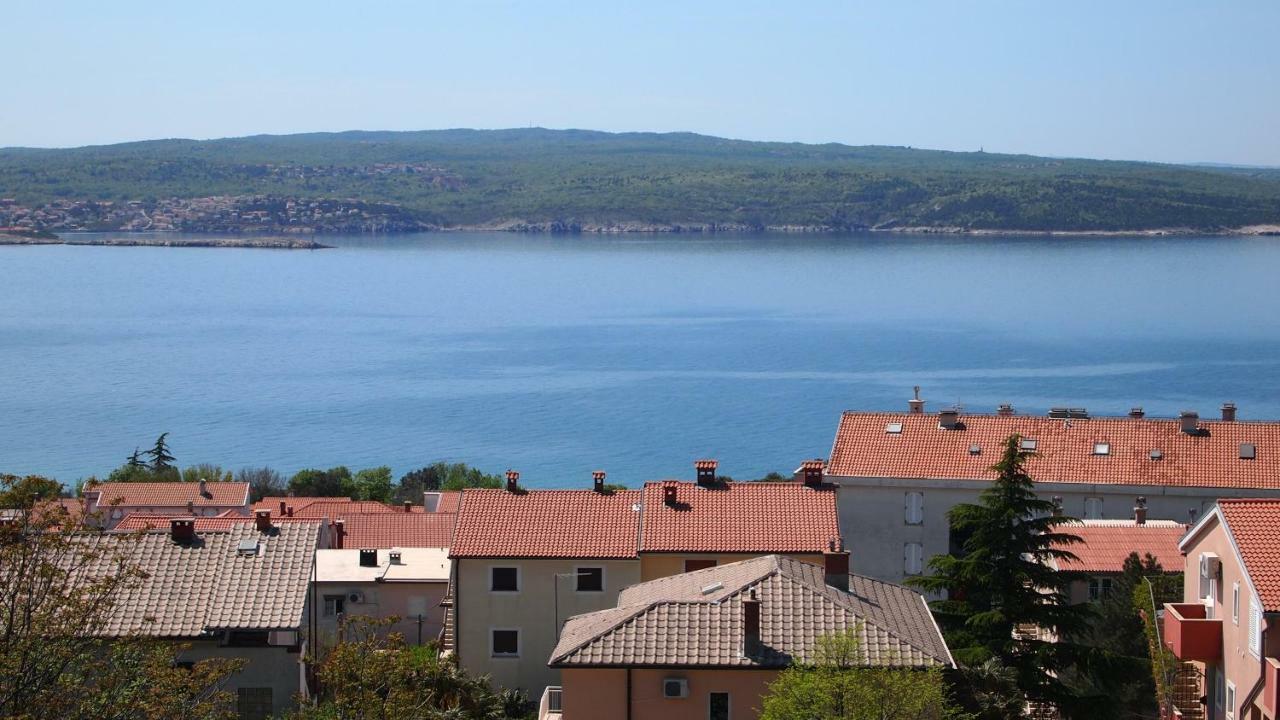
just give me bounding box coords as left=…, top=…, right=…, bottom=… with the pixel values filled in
left=177, top=640, right=302, bottom=720
left=834, top=476, right=1265, bottom=586
left=639, top=553, right=823, bottom=582
left=454, top=557, right=641, bottom=697
left=314, top=580, right=448, bottom=648
left=559, top=667, right=778, bottom=720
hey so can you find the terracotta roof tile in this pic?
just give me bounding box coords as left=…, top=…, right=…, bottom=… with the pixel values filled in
left=450, top=489, right=642, bottom=559
left=551, top=555, right=951, bottom=669
left=1218, top=499, right=1280, bottom=611
left=334, top=513, right=456, bottom=549
left=829, top=412, right=1280, bottom=489
left=88, top=481, right=250, bottom=507
left=639, top=481, right=839, bottom=554
left=1051, top=519, right=1187, bottom=573
left=114, top=513, right=316, bottom=533
left=254, top=497, right=398, bottom=517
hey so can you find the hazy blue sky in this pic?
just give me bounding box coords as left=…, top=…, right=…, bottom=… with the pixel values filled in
left=4, top=1, right=1278, bottom=164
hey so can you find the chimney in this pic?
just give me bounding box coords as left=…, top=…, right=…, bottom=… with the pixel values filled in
left=403, top=500, right=412, bottom=513
left=423, top=492, right=441, bottom=513
left=170, top=518, right=195, bottom=543
left=1222, top=403, right=1237, bottom=422
left=695, top=459, right=718, bottom=487
left=662, top=481, right=679, bottom=507
left=359, top=548, right=378, bottom=567
left=334, top=519, right=346, bottom=549
left=389, top=550, right=402, bottom=565
left=254, top=509, right=272, bottom=532
left=997, top=403, right=1015, bottom=417
left=505, top=470, right=520, bottom=492
left=186, top=501, right=194, bottom=514
left=1180, top=411, right=1200, bottom=435
left=279, top=500, right=287, bottom=515
left=592, top=470, right=607, bottom=493
left=801, top=459, right=824, bottom=488
left=938, top=408, right=960, bottom=430
left=198, top=478, right=209, bottom=498
left=824, top=538, right=850, bottom=592
left=908, top=385, right=925, bottom=414
left=742, top=589, right=761, bottom=657
left=286, top=505, right=294, bottom=517
left=1129, top=407, right=1145, bottom=419
left=1134, top=496, right=1148, bottom=525
left=1051, top=496, right=1064, bottom=517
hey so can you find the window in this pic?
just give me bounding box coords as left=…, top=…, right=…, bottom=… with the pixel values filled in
left=1093, top=442, right=1110, bottom=455
left=1250, top=597, right=1262, bottom=658
left=1241, top=443, right=1257, bottom=460
left=491, top=628, right=519, bottom=657
left=1084, top=497, right=1103, bottom=519
left=905, top=492, right=924, bottom=525
left=1226, top=681, right=1236, bottom=720
left=323, top=595, right=345, bottom=617
left=709, top=692, right=730, bottom=720
left=236, top=687, right=274, bottom=720
left=1233, top=582, right=1240, bottom=624
left=685, top=559, right=717, bottom=572
left=226, top=630, right=270, bottom=647
left=490, top=566, right=519, bottom=592
left=1019, top=438, right=1037, bottom=453
left=576, top=567, right=604, bottom=592
left=904, top=543, right=924, bottom=576
left=1215, top=667, right=1224, bottom=711
left=885, top=422, right=903, bottom=434
left=1088, top=578, right=1113, bottom=601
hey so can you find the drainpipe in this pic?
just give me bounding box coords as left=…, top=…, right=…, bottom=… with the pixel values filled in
left=1240, top=623, right=1269, bottom=717
left=626, top=667, right=632, bottom=720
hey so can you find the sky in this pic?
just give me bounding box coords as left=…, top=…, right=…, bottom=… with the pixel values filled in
left=3, top=1, right=1278, bottom=165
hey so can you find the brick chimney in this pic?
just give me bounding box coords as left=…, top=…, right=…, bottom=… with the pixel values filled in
left=1134, top=496, right=1148, bottom=525
left=170, top=518, right=195, bottom=543
left=505, top=470, right=520, bottom=492
left=662, top=481, right=679, bottom=507
left=254, top=509, right=272, bottom=532
left=908, top=385, right=925, bottom=414
left=279, top=500, right=287, bottom=515
left=824, top=538, right=850, bottom=592
left=695, top=460, right=718, bottom=487
left=592, top=470, right=607, bottom=493
left=938, top=408, right=960, bottom=430
left=742, top=589, right=761, bottom=657
left=403, top=500, right=412, bottom=513
left=1180, top=411, right=1200, bottom=435
left=997, top=403, right=1015, bottom=417
left=801, top=459, right=824, bottom=488
left=186, top=501, right=194, bottom=514
left=286, top=505, right=294, bottom=517
left=1222, top=403, right=1237, bottom=422
left=334, top=519, right=346, bottom=549
left=1129, top=407, right=1145, bottom=419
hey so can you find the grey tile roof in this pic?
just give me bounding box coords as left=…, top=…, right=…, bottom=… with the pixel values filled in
left=550, top=555, right=952, bottom=669
left=84, top=521, right=322, bottom=637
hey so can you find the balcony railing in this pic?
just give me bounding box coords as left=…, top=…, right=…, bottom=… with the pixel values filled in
left=1162, top=603, right=1222, bottom=662
left=538, top=685, right=563, bottom=720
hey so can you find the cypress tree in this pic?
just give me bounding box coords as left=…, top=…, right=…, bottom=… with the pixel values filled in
left=145, top=432, right=176, bottom=473
left=909, top=434, right=1094, bottom=715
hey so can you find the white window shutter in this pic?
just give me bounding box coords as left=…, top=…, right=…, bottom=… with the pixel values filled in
left=905, top=492, right=923, bottom=525
left=1250, top=598, right=1262, bottom=657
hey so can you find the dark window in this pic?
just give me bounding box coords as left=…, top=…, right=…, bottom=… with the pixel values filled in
left=576, top=567, right=604, bottom=592
left=685, top=559, right=717, bottom=572
left=227, top=630, right=270, bottom=647
left=709, top=691, right=730, bottom=720
left=491, top=567, right=519, bottom=592
left=174, top=660, right=195, bottom=671
left=323, top=595, right=345, bottom=617
left=492, top=629, right=519, bottom=656
left=237, top=687, right=273, bottom=720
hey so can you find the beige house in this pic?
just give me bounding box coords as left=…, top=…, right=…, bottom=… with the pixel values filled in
left=548, top=553, right=952, bottom=720
left=84, top=480, right=250, bottom=528
left=822, top=399, right=1280, bottom=586
left=1165, top=499, right=1280, bottom=720
left=314, top=547, right=451, bottom=647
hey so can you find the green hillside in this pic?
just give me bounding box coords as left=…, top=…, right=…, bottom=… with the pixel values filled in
left=4, top=128, right=1280, bottom=232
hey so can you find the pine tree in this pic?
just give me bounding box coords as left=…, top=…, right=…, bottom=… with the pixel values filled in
left=144, top=433, right=176, bottom=473
left=126, top=447, right=146, bottom=469
left=909, top=434, right=1094, bottom=715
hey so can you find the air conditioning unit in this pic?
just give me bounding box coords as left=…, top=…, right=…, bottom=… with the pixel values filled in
left=662, top=678, right=689, bottom=699
left=347, top=591, right=365, bottom=604
left=1200, top=554, right=1221, bottom=581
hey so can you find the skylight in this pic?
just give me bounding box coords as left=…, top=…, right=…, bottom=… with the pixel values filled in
left=1150, top=449, right=1163, bottom=461
left=700, top=581, right=723, bottom=595
left=885, top=422, right=903, bottom=434
left=1241, top=443, right=1257, bottom=460
left=1020, top=438, right=1037, bottom=453
left=969, top=444, right=981, bottom=456
left=1094, top=442, right=1110, bottom=456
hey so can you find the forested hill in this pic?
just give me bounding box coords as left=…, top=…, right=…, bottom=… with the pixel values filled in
left=3, top=128, right=1280, bottom=233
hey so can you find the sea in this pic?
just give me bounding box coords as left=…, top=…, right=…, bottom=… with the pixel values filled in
left=2, top=231, right=1279, bottom=488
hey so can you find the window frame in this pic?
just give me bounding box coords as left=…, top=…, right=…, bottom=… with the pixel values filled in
left=1084, top=497, right=1104, bottom=519
left=489, top=627, right=521, bottom=658
left=1232, top=582, right=1240, bottom=624
left=322, top=594, right=346, bottom=617
left=574, top=566, right=605, bottom=593
left=1225, top=680, right=1236, bottom=720
left=489, top=565, right=521, bottom=594
left=904, top=491, right=924, bottom=525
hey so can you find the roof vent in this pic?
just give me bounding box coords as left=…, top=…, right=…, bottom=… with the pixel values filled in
left=1129, top=407, right=1145, bottom=419
left=1048, top=407, right=1089, bottom=419
left=236, top=538, right=260, bottom=557
left=968, top=444, right=982, bottom=456
left=359, top=548, right=378, bottom=567
left=1241, top=443, right=1257, bottom=460
left=1150, top=449, right=1163, bottom=461
left=1019, top=438, right=1038, bottom=453
left=938, top=408, right=961, bottom=430
left=662, top=481, right=679, bottom=507
left=700, top=581, right=723, bottom=595
left=885, top=422, right=903, bottom=434
left=389, top=549, right=403, bottom=564
left=170, top=518, right=195, bottom=544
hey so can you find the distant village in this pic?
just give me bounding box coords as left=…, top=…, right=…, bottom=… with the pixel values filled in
left=6, top=394, right=1280, bottom=720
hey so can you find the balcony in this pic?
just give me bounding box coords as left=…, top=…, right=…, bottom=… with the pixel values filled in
left=1162, top=603, right=1222, bottom=662
left=1262, top=657, right=1280, bottom=716
left=538, top=686, right=562, bottom=720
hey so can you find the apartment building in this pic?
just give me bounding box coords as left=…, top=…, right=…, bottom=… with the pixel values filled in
left=84, top=480, right=251, bottom=528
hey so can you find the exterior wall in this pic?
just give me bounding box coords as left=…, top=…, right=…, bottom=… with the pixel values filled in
left=314, top=580, right=448, bottom=647
left=93, top=503, right=251, bottom=528
left=1181, top=518, right=1272, bottom=720
left=177, top=640, right=303, bottom=719
left=834, top=476, right=1268, bottom=585
left=559, top=667, right=778, bottom=720
left=640, top=553, right=823, bottom=582
left=454, top=557, right=641, bottom=697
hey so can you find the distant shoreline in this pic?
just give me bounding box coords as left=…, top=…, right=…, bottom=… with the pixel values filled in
left=0, top=232, right=331, bottom=249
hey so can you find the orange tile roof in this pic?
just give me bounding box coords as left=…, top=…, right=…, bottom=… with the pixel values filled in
left=334, top=513, right=457, bottom=549
left=450, top=489, right=642, bottom=559
left=639, top=481, right=839, bottom=554
left=1051, top=520, right=1187, bottom=573
left=829, top=412, right=1280, bottom=489
left=1218, top=499, right=1280, bottom=611
left=88, top=481, right=249, bottom=507
left=114, top=513, right=319, bottom=533
left=254, top=496, right=398, bottom=517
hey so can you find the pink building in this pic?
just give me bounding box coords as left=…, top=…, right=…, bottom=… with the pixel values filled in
left=84, top=480, right=250, bottom=528
left=1165, top=499, right=1280, bottom=720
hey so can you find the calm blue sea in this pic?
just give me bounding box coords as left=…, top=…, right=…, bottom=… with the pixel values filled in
left=2, top=232, right=1279, bottom=487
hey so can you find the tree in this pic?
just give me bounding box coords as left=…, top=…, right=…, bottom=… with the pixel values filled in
left=145, top=433, right=176, bottom=473
left=237, top=466, right=285, bottom=502
left=909, top=434, right=1094, bottom=715
left=127, top=448, right=146, bottom=469
left=0, top=473, right=243, bottom=720
left=760, top=627, right=957, bottom=720
left=394, top=462, right=503, bottom=502
left=352, top=466, right=394, bottom=502
left=290, top=617, right=527, bottom=720
left=288, top=466, right=354, bottom=497
left=181, top=464, right=233, bottom=483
